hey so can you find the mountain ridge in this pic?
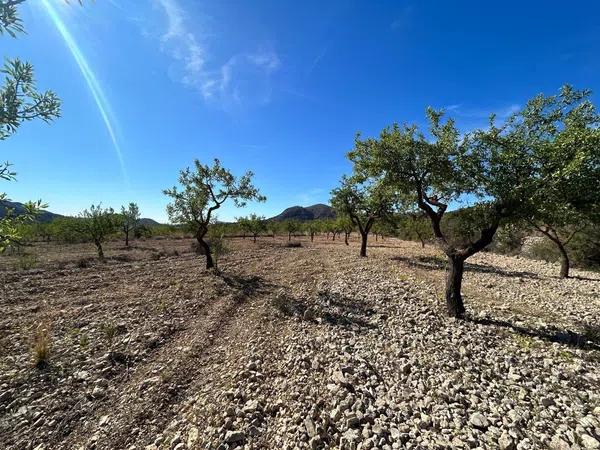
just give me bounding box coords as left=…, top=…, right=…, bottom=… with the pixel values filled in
left=270, top=203, right=335, bottom=221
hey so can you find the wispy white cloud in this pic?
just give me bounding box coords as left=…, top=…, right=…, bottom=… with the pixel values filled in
left=442, top=103, right=521, bottom=120
left=152, top=0, right=280, bottom=109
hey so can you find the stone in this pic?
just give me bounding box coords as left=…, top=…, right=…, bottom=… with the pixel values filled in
left=499, top=432, right=516, bottom=450
left=187, top=427, right=199, bottom=447
left=224, top=430, right=245, bottom=444
left=304, top=417, right=317, bottom=437
left=469, top=413, right=489, bottom=429
left=581, top=434, right=600, bottom=449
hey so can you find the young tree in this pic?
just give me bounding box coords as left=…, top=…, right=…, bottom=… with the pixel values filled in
left=304, top=220, right=321, bottom=242
left=514, top=87, right=600, bottom=278
left=331, top=175, right=395, bottom=257
left=351, top=86, right=600, bottom=317
left=75, top=204, right=119, bottom=261
left=0, top=1, right=61, bottom=253
left=237, top=213, right=267, bottom=243
left=163, top=159, right=265, bottom=269
left=336, top=216, right=354, bottom=245
left=403, top=210, right=432, bottom=248
left=120, top=202, right=140, bottom=247
left=284, top=220, right=301, bottom=242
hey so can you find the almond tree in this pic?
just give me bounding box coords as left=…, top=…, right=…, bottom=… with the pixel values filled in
left=120, top=202, right=140, bottom=247
left=351, top=86, right=600, bottom=317
left=237, top=213, right=266, bottom=243
left=284, top=220, right=301, bottom=242
left=514, top=87, right=600, bottom=278
left=164, top=159, right=265, bottom=269
left=0, top=0, right=61, bottom=252
left=75, top=204, right=119, bottom=261
left=331, top=175, right=396, bottom=257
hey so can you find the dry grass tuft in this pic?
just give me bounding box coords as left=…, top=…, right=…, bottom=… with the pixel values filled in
left=32, top=323, right=52, bottom=369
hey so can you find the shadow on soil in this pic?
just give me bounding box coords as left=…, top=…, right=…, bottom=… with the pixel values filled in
left=468, top=316, right=600, bottom=352
left=271, top=289, right=377, bottom=331
left=217, top=272, right=274, bottom=300
left=392, top=255, right=541, bottom=280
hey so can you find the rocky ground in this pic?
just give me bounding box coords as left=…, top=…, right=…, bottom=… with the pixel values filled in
left=1, top=236, right=599, bottom=449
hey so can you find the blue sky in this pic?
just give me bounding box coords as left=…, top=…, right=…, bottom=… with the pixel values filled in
left=2, top=0, right=599, bottom=222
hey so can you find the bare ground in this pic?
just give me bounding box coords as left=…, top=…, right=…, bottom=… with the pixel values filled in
left=1, top=236, right=599, bottom=449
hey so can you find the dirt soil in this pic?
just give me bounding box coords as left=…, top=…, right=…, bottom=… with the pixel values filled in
left=1, top=236, right=599, bottom=450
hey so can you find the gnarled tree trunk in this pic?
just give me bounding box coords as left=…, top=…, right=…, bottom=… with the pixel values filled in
left=557, top=241, right=570, bottom=278
left=360, top=232, right=368, bottom=257
left=198, top=237, right=214, bottom=269
left=95, top=240, right=105, bottom=262
left=445, top=255, right=466, bottom=318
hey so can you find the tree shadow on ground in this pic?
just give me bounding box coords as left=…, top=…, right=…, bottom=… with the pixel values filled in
left=467, top=315, right=600, bottom=352
left=392, top=255, right=540, bottom=279
left=271, top=290, right=377, bottom=331
left=217, top=272, right=274, bottom=300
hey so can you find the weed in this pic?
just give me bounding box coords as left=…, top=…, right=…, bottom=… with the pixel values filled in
left=79, top=333, right=90, bottom=349
left=32, top=323, right=51, bottom=369
left=75, top=258, right=92, bottom=269
left=14, top=254, right=37, bottom=270
left=514, top=334, right=540, bottom=351
left=100, top=322, right=118, bottom=346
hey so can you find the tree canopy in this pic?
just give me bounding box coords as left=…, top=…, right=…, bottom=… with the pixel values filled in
left=164, top=158, right=265, bottom=269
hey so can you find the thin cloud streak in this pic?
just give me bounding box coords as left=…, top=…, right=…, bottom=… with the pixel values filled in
left=41, top=0, right=128, bottom=183
left=153, top=0, right=281, bottom=109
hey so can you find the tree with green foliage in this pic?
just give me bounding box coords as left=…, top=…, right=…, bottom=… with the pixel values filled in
left=237, top=213, right=267, bottom=243
left=75, top=204, right=120, bottom=261
left=404, top=210, right=431, bottom=248
left=331, top=175, right=396, bottom=257
left=304, top=220, right=321, bottom=242
left=120, top=202, right=140, bottom=247
left=163, top=159, right=265, bottom=269
left=284, top=220, right=301, bottom=242
left=512, top=87, right=600, bottom=278
left=336, top=216, right=354, bottom=245
left=351, top=86, right=600, bottom=317
left=0, top=0, right=61, bottom=253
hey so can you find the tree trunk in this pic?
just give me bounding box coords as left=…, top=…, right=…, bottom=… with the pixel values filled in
left=416, top=231, right=425, bottom=248
left=125, top=230, right=129, bottom=247
left=95, top=241, right=105, bottom=262
left=445, top=255, right=466, bottom=318
left=253, top=234, right=257, bottom=243
left=375, top=233, right=378, bottom=242
left=288, top=232, right=292, bottom=242
left=311, top=232, right=314, bottom=242
left=344, top=232, right=349, bottom=246
left=556, top=241, right=570, bottom=278
left=332, top=232, right=336, bottom=241
left=360, top=232, right=368, bottom=257
left=198, top=237, right=214, bottom=269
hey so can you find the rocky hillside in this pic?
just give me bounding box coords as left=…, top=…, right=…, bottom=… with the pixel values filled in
left=271, top=203, right=335, bottom=221
left=0, top=200, right=62, bottom=223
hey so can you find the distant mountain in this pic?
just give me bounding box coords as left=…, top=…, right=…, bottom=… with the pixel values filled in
left=0, top=200, right=62, bottom=223
left=271, top=203, right=336, bottom=222
left=0, top=200, right=162, bottom=226
left=138, top=217, right=161, bottom=227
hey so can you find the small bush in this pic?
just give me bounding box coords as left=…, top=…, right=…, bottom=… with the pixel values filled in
left=100, top=322, right=118, bottom=346
left=14, top=254, right=37, bottom=270
left=75, top=257, right=92, bottom=269
left=32, top=324, right=51, bottom=369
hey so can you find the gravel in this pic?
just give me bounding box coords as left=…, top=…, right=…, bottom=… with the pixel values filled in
left=1, top=237, right=599, bottom=449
